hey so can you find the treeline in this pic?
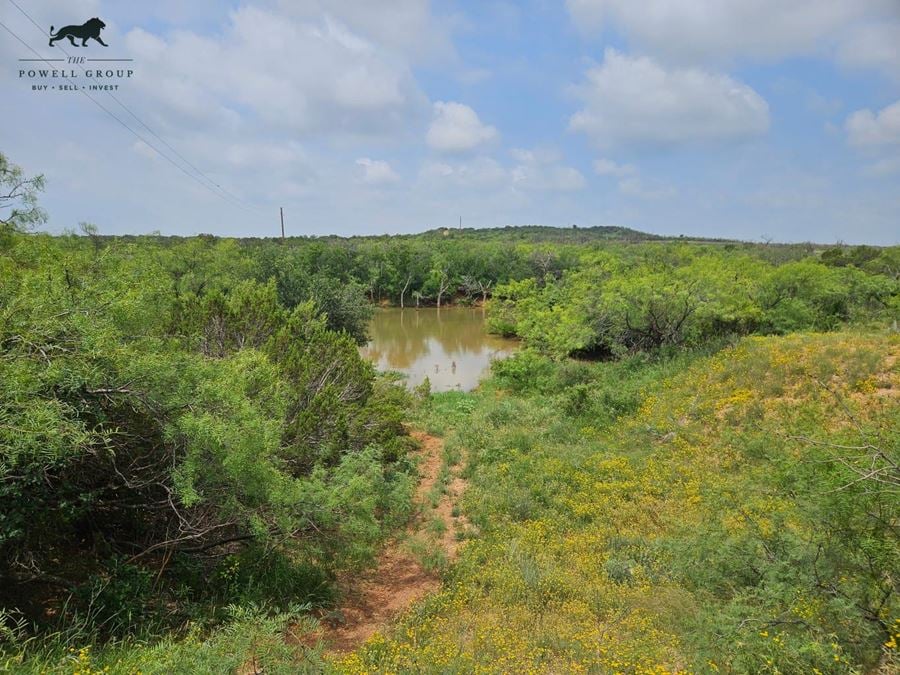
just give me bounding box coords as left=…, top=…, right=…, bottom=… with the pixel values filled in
left=161, top=233, right=575, bottom=311
left=488, top=244, right=900, bottom=359
left=62, top=233, right=577, bottom=333
left=96, top=227, right=888, bottom=322
left=253, top=236, right=552, bottom=309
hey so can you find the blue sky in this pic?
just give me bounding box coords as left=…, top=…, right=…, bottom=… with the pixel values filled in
left=1, top=0, right=898, bottom=243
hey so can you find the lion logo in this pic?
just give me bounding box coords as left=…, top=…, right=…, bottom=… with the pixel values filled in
left=48, top=18, right=108, bottom=48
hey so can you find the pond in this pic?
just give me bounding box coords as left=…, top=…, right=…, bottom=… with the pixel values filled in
left=360, top=307, right=518, bottom=392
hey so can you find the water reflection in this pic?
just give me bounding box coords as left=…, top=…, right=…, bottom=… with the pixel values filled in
left=361, top=308, right=518, bottom=392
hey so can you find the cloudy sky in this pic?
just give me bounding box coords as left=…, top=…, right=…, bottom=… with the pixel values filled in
left=1, top=0, right=898, bottom=243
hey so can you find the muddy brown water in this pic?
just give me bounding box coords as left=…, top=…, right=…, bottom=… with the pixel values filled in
left=360, top=307, right=518, bottom=392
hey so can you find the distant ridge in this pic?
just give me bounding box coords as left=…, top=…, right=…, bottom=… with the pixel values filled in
left=414, top=224, right=660, bottom=243
left=90, top=224, right=661, bottom=245
left=87, top=225, right=850, bottom=250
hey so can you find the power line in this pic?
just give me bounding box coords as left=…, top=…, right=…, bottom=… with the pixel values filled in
left=6, top=0, right=260, bottom=212
left=3, top=3, right=266, bottom=214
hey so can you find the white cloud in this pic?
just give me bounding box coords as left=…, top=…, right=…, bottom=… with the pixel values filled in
left=356, top=158, right=400, bottom=185
left=124, top=7, right=427, bottom=137
left=591, top=157, right=671, bottom=198
left=7, top=0, right=102, bottom=33
left=593, top=158, right=636, bottom=177
left=132, top=141, right=160, bottom=161
left=617, top=176, right=676, bottom=200
left=509, top=146, right=570, bottom=165
left=551, top=167, right=587, bottom=191
left=510, top=147, right=586, bottom=191
left=418, top=147, right=585, bottom=193
left=426, top=101, right=498, bottom=153
left=565, top=0, right=897, bottom=66
left=836, top=22, right=900, bottom=79
left=219, top=142, right=306, bottom=169
left=458, top=68, right=492, bottom=85
left=274, top=0, right=455, bottom=62
left=512, top=165, right=586, bottom=192
left=419, top=157, right=508, bottom=189
left=863, top=157, right=900, bottom=176
left=569, top=49, right=769, bottom=148
left=845, top=100, right=900, bottom=147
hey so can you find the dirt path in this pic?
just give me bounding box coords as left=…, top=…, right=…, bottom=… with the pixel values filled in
left=303, top=430, right=469, bottom=654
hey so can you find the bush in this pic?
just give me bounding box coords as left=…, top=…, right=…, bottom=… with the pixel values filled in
left=491, top=350, right=555, bottom=393
left=488, top=244, right=899, bottom=358
left=0, top=232, right=412, bottom=642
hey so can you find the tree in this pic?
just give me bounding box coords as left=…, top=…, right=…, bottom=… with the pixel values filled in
left=385, top=241, right=429, bottom=308
left=435, top=268, right=452, bottom=308
left=530, top=248, right=560, bottom=283
left=461, top=275, right=494, bottom=303
left=0, top=152, right=46, bottom=232
left=0, top=234, right=413, bottom=635
left=306, top=275, right=373, bottom=344
left=425, top=259, right=453, bottom=308
left=400, top=272, right=412, bottom=309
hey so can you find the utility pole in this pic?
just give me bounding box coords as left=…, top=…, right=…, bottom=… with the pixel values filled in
left=459, top=215, right=462, bottom=230
left=280, top=207, right=285, bottom=240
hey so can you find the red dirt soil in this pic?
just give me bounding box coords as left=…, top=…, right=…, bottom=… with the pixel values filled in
left=296, top=429, right=467, bottom=655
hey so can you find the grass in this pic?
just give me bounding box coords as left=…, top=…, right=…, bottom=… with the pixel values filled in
left=406, top=538, right=449, bottom=575
left=338, top=329, right=899, bottom=673
left=427, top=516, right=448, bottom=538
left=2, top=605, right=327, bottom=674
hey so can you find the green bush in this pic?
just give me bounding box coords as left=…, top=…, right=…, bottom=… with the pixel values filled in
left=0, top=231, right=413, bottom=645
left=490, top=350, right=555, bottom=393
left=488, top=244, right=899, bottom=358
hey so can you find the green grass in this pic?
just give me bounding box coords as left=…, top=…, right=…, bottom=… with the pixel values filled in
left=1, top=605, right=326, bottom=674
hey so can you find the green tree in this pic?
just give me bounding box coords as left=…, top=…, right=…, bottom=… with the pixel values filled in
left=0, top=152, right=46, bottom=233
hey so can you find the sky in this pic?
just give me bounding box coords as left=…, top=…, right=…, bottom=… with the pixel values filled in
left=1, top=0, right=898, bottom=244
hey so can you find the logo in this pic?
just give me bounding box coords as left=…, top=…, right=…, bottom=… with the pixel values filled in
left=49, top=18, right=108, bottom=48
left=12, top=14, right=134, bottom=93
